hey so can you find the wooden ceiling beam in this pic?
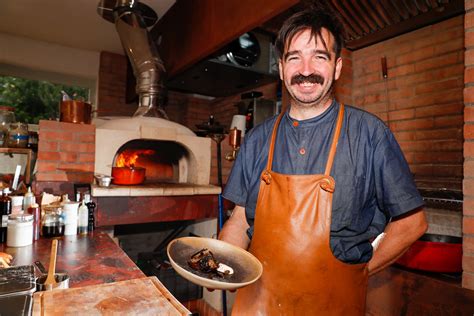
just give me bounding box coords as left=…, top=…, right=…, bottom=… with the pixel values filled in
left=150, top=0, right=300, bottom=77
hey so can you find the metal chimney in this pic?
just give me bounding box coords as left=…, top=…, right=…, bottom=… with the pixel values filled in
left=97, top=0, right=167, bottom=118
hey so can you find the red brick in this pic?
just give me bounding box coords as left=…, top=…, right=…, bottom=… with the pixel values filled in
left=77, top=153, right=95, bottom=163
left=465, top=106, right=474, bottom=122
left=415, top=78, right=462, bottom=95
left=415, top=151, right=463, bottom=163
left=58, top=152, right=79, bottom=162
left=465, top=142, right=474, bottom=158
left=465, top=124, right=474, bottom=139
left=467, top=0, right=474, bottom=11
left=59, top=142, right=95, bottom=153
left=35, top=172, right=68, bottom=182
left=415, top=51, right=461, bottom=73
left=465, top=178, right=474, bottom=197
left=464, top=255, right=474, bottom=275
left=37, top=151, right=61, bottom=161
left=36, top=162, right=58, bottom=173
left=395, top=46, right=434, bottom=65
left=39, top=131, right=74, bottom=142
left=464, top=197, right=474, bottom=216
left=466, top=67, right=474, bottom=84
left=466, top=31, right=474, bottom=48
left=465, top=86, right=474, bottom=104
left=466, top=11, right=474, bottom=29
left=38, top=141, right=58, bottom=152
left=462, top=272, right=474, bottom=290
left=465, top=216, right=474, bottom=235
left=415, top=127, right=462, bottom=141
left=466, top=49, right=474, bottom=66
left=394, top=131, right=416, bottom=141
left=390, top=118, right=434, bottom=132
left=434, top=114, right=463, bottom=128
left=65, top=173, right=94, bottom=183
left=464, top=235, right=474, bottom=254
left=389, top=109, right=414, bottom=121
left=58, top=163, right=94, bottom=173
left=74, top=133, right=95, bottom=143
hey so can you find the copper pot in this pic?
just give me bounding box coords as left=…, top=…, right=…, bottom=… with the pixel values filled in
left=60, top=100, right=92, bottom=124
left=112, top=166, right=146, bottom=185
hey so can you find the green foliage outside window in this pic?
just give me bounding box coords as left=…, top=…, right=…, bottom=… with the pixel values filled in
left=0, top=75, right=89, bottom=124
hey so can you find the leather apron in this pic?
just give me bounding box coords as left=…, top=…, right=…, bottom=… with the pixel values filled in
left=232, top=104, right=368, bottom=315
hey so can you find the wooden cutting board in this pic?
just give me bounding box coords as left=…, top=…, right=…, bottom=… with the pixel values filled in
left=32, top=277, right=191, bottom=315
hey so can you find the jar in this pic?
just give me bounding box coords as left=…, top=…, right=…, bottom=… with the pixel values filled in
left=7, top=122, right=29, bottom=148
left=41, top=205, right=65, bottom=238
left=7, top=214, right=33, bottom=247
left=0, top=106, right=16, bottom=147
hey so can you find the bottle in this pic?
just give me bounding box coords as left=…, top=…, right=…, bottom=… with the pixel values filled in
left=85, top=194, right=96, bottom=233
left=63, top=201, right=79, bottom=236
left=23, top=186, right=35, bottom=211
left=27, top=203, right=41, bottom=241
left=0, top=189, right=12, bottom=243
left=77, top=200, right=88, bottom=235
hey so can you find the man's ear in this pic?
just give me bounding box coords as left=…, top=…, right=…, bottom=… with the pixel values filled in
left=278, top=59, right=283, bottom=81
left=334, top=57, right=343, bottom=80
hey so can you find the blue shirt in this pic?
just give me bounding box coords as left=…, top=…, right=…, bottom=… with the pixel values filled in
left=222, top=100, right=424, bottom=263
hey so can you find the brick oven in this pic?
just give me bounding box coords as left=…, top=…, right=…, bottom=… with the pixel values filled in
left=93, top=116, right=220, bottom=197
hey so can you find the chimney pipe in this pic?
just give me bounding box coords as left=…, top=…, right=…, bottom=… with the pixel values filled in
left=98, top=0, right=167, bottom=118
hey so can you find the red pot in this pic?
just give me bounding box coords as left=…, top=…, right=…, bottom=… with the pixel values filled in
left=396, top=234, right=462, bottom=273
left=112, top=166, right=146, bottom=185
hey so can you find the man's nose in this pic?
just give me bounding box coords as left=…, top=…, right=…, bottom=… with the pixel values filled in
left=299, top=58, right=315, bottom=76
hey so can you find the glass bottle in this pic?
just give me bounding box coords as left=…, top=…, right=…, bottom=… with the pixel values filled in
left=7, top=122, right=29, bottom=148
left=0, top=107, right=16, bottom=147
left=85, top=194, right=96, bottom=233
left=0, top=189, right=12, bottom=243
left=77, top=200, right=88, bottom=235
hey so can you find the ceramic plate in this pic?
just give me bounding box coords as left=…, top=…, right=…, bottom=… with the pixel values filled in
left=167, top=237, right=262, bottom=291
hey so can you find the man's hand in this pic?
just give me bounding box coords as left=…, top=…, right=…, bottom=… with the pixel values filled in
left=0, top=252, right=12, bottom=268
left=368, top=207, right=427, bottom=275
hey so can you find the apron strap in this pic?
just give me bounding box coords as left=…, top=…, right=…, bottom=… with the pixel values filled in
left=324, top=103, right=345, bottom=176
left=265, top=103, right=345, bottom=174
left=265, top=112, right=284, bottom=171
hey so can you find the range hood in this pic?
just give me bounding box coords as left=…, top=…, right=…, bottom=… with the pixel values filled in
left=166, top=31, right=279, bottom=97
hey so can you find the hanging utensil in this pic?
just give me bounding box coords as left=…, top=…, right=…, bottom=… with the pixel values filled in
left=43, top=239, right=58, bottom=291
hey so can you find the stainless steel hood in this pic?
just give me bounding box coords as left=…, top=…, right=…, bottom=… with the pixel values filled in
left=166, top=31, right=279, bottom=97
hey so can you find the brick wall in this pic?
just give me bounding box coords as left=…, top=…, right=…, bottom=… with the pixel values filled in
left=464, top=0, right=474, bottom=290
left=352, top=16, right=464, bottom=191
left=36, top=120, right=95, bottom=183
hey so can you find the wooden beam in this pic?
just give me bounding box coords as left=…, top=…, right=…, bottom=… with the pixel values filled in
left=151, top=0, right=300, bottom=77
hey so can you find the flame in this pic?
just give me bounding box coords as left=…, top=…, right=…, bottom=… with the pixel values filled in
left=116, top=149, right=155, bottom=168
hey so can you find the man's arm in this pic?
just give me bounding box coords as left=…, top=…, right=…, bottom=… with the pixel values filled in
left=218, top=205, right=251, bottom=250
left=368, top=207, right=427, bottom=276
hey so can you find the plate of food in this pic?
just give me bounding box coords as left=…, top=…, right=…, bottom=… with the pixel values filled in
left=167, top=237, right=263, bottom=291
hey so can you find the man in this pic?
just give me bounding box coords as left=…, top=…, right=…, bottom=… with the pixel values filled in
left=219, top=8, right=427, bottom=316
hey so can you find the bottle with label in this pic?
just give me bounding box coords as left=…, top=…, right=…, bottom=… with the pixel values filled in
left=84, top=194, right=96, bottom=233
left=0, top=189, right=12, bottom=243
left=77, top=200, right=88, bottom=235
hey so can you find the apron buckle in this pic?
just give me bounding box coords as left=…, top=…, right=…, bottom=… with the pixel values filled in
left=320, top=177, right=335, bottom=193
left=261, top=171, right=272, bottom=184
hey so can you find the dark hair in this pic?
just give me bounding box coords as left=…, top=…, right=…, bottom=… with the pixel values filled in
left=275, top=8, right=345, bottom=60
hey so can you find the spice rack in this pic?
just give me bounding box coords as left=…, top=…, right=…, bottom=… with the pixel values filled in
left=0, top=148, right=32, bottom=184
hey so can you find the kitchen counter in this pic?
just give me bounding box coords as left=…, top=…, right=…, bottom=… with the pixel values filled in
left=0, top=231, right=145, bottom=288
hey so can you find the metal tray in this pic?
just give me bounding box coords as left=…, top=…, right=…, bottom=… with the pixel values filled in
left=0, top=265, right=36, bottom=298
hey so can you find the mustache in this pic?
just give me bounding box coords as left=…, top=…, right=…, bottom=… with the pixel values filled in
left=291, top=74, right=324, bottom=85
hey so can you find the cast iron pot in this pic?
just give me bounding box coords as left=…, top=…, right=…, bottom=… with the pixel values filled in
left=112, top=166, right=146, bottom=185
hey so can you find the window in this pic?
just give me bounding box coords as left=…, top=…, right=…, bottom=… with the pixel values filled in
left=0, top=75, right=90, bottom=124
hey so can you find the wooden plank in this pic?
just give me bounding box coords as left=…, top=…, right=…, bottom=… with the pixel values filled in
left=151, top=0, right=300, bottom=77
left=33, top=277, right=191, bottom=315
left=96, top=195, right=218, bottom=226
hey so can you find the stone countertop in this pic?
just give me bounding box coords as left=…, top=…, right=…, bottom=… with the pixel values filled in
left=0, top=231, right=145, bottom=288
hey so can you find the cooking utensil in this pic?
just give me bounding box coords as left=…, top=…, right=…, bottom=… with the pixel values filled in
left=43, top=239, right=58, bottom=290
left=111, top=166, right=146, bottom=185
left=60, top=100, right=92, bottom=124
left=396, top=233, right=462, bottom=273
left=167, top=237, right=263, bottom=291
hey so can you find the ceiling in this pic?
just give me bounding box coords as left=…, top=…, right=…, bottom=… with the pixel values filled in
left=0, top=0, right=175, bottom=55
left=261, top=0, right=464, bottom=50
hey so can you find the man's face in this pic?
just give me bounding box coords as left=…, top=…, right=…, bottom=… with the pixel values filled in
left=279, top=28, right=342, bottom=109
